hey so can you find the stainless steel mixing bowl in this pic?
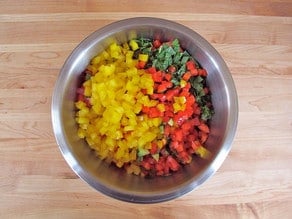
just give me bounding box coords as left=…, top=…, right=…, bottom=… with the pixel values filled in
left=51, top=17, right=238, bottom=203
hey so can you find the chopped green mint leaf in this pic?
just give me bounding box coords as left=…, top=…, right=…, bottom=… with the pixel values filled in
left=172, top=39, right=180, bottom=52
left=201, top=105, right=214, bottom=121
left=152, top=153, right=160, bottom=162
left=171, top=77, right=180, bottom=86
left=138, top=148, right=150, bottom=157
left=180, top=55, right=189, bottom=65
left=168, top=118, right=174, bottom=126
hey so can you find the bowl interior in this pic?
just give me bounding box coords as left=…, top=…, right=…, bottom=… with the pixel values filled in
left=52, top=17, right=238, bottom=203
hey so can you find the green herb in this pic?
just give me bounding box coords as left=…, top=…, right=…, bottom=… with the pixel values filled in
left=173, top=52, right=183, bottom=64
left=135, top=37, right=153, bottom=55
left=159, top=124, right=164, bottom=134
left=152, top=45, right=176, bottom=71
left=191, top=75, right=204, bottom=84
left=152, top=153, right=160, bottom=162
left=176, top=64, right=186, bottom=77
left=171, top=77, right=180, bottom=86
left=190, top=76, right=204, bottom=100
left=137, top=148, right=150, bottom=157
left=190, top=76, right=214, bottom=121
left=180, top=54, right=190, bottom=65
left=151, top=39, right=192, bottom=74
left=167, top=118, right=174, bottom=126
left=85, top=73, right=91, bottom=81
left=201, top=105, right=214, bottom=121
left=172, top=39, right=180, bottom=52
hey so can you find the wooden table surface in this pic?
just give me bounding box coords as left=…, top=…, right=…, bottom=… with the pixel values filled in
left=1, top=1, right=291, bottom=218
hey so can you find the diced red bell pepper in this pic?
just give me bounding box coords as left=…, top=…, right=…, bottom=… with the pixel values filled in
left=198, top=123, right=210, bottom=133
left=204, top=87, right=209, bottom=95
left=200, top=132, right=209, bottom=143
left=150, top=142, right=158, bottom=154
left=171, top=129, right=184, bottom=142
left=151, top=93, right=164, bottom=100
left=178, top=151, right=192, bottom=164
left=170, top=141, right=184, bottom=152
left=186, top=94, right=195, bottom=105
left=141, top=161, right=151, bottom=170
left=193, top=105, right=201, bottom=115
left=162, top=116, right=170, bottom=123
left=152, top=71, right=164, bottom=83
left=137, top=61, right=146, bottom=69
left=77, top=87, right=84, bottom=95
left=173, top=112, right=188, bottom=126
left=153, top=39, right=162, bottom=48
left=168, top=65, right=176, bottom=74
left=182, top=71, right=192, bottom=81
left=198, top=68, right=207, bottom=76
left=164, top=124, right=171, bottom=137
left=167, top=156, right=180, bottom=171
left=181, top=121, right=192, bottom=133
left=191, top=140, right=201, bottom=150
left=191, top=117, right=201, bottom=126
left=141, top=89, right=148, bottom=95
left=156, top=81, right=172, bottom=93
left=147, top=66, right=157, bottom=74
left=163, top=162, right=170, bottom=175
left=164, top=73, right=172, bottom=81
left=165, top=88, right=180, bottom=101
left=186, top=61, right=199, bottom=76
left=148, top=107, right=163, bottom=118
left=186, top=60, right=196, bottom=71
left=142, top=106, right=150, bottom=113
left=187, top=132, right=198, bottom=143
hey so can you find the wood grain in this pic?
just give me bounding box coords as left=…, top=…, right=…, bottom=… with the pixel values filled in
left=1, top=0, right=292, bottom=16
left=0, top=0, right=291, bottom=218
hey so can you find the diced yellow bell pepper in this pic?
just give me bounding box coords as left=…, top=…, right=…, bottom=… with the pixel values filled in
left=157, top=103, right=165, bottom=112
left=195, top=146, right=211, bottom=159
left=129, top=39, right=139, bottom=51
left=138, top=54, right=148, bottom=62
left=91, top=55, right=101, bottom=65
left=180, top=79, right=187, bottom=88
left=75, top=41, right=163, bottom=174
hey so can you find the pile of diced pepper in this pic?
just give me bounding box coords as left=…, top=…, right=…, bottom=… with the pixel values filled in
left=75, top=37, right=214, bottom=177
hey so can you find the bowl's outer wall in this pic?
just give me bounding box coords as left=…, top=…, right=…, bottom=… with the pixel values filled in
left=51, top=17, right=238, bottom=203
